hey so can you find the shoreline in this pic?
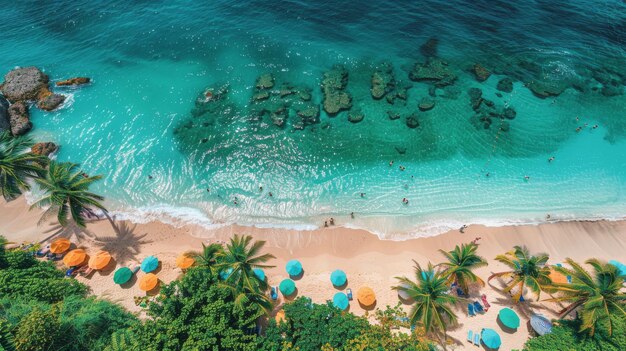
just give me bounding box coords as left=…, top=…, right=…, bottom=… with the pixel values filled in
left=2, top=197, right=626, bottom=350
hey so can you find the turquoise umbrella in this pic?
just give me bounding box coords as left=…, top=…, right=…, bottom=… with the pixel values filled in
left=113, top=267, right=132, bottom=285
left=481, top=328, right=502, bottom=349
left=141, top=256, right=159, bottom=273
left=609, top=260, right=626, bottom=276
left=333, top=292, right=349, bottom=310
left=253, top=268, right=265, bottom=281
left=219, top=267, right=233, bottom=280
left=330, top=270, right=347, bottom=286
left=499, top=307, right=520, bottom=329
left=279, top=279, right=296, bottom=296
left=286, top=260, right=303, bottom=276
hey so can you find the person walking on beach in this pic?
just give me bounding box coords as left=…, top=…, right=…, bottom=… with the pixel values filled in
left=330, top=218, right=335, bottom=225
left=324, top=221, right=328, bottom=227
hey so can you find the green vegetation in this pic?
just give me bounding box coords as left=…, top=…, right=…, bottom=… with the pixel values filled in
left=489, top=245, right=551, bottom=301
left=436, top=242, right=487, bottom=295
left=0, top=131, right=47, bottom=202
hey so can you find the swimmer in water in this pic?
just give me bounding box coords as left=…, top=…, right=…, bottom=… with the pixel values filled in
left=268, top=192, right=273, bottom=197
left=148, top=175, right=153, bottom=179
left=350, top=212, right=355, bottom=219
left=548, top=157, right=555, bottom=162
left=259, top=186, right=263, bottom=192
left=330, top=218, right=335, bottom=225
left=360, top=193, right=365, bottom=198
left=389, top=161, right=394, bottom=166
left=524, top=175, right=530, bottom=181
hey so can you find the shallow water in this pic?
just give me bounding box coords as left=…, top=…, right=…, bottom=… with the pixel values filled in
left=1, top=1, right=625, bottom=238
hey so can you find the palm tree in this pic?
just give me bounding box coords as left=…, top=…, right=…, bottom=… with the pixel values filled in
left=544, top=258, right=626, bottom=336
left=31, top=161, right=107, bottom=228
left=0, top=319, right=16, bottom=351
left=488, top=246, right=551, bottom=302
left=194, top=243, right=223, bottom=271
left=437, top=242, right=488, bottom=295
left=0, top=131, right=47, bottom=201
left=216, top=234, right=276, bottom=314
left=393, top=261, right=459, bottom=339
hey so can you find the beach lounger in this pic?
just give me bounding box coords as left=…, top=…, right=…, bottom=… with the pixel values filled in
left=468, top=303, right=476, bottom=316
left=78, top=266, right=95, bottom=277
left=473, top=333, right=480, bottom=346
left=467, top=330, right=473, bottom=342
left=270, top=286, right=278, bottom=300
left=473, top=301, right=484, bottom=313
left=36, top=245, right=50, bottom=257
left=481, top=294, right=490, bottom=311
left=346, top=288, right=353, bottom=300
left=65, top=266, right=78, bottom=277
left=456, top=287, right=465, bottom=297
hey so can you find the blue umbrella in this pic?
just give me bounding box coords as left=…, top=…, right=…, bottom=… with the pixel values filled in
left=530, top=314, right=553, bottom=336
left=286, top=260, right=303, bottom=276
left=141, top=255, right=159, bottom=273
left=330, top=270, right=347, bottom=286
left=219, top=267, right=233, bottom=280
left=253, top=268, right=265, bottom=281
left=481, top=328, right=502, bottom=349
left=609, top=260, right=626, bottom=276
left=333, top=292, right=349, bottom=310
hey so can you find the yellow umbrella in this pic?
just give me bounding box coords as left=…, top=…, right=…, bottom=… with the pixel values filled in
left=176, top=254, right=195, bottom=269
left=63, top=249, right=87, bottom=267
left=139, top=273, right=159, bottom=291
left=50, top=238, right=71, bottom=254
left=275, top=310, right=286, bottom=323
left=357, top=286, right=376, bottom=306
left=549, top=269, right=568, bottom=285
left=88, top=250, right=112, bottom=270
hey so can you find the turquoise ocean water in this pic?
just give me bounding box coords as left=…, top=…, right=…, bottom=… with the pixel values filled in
left=1, top=1, right=625, bottom=238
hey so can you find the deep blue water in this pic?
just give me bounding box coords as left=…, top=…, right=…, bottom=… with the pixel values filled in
left=1, top=1, right=625, bottom=237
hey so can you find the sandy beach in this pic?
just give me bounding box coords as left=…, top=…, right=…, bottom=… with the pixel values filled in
left=2, top=197, right=625, bottom=350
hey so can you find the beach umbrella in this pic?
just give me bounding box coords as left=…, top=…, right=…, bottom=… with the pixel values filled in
left=113, top=267, right=133, bottom=285
left=279, top=278, right=296, bottom=296
left=275, top=310, right=286, bottom=323
left=330, top=270, right=347, bottom=286
left=357, top=286, right=376, bottom=306
left=88, top=250, right=112, bottom=270
left=50, top=238, right=71, bottom=254
left=141, top=255, right=159, bottom=273
left=219, top=267, right=233, bottom=280
left=481, top=328, right=502, bottom=349
left=333, top=292, right=349, bottom=310
left=549, top=269, right=568, bottom=285
left=253, top=268, right=265, bottom=281
left=138, top=273, right=159, bottom=291
left=176, top=254, right=195, bottom=269
left=609, top=260, right=626, bottom=276
left=530, top=314, right=553, bottom=336
left=397, top=282, right=412, bottom=300
left=286, top=259, right=303, bottom=276
left=63, top=249, right=87, bottom=267
left=498, top=307, right=520, bottom=329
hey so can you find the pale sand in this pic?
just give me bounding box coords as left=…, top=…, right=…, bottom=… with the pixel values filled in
left=2, top=197, right=625, bottom=350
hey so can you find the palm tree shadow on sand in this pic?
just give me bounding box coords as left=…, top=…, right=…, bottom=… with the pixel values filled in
left=94, top=219, right=151, bottom=264
left=40, top=221, right=98, bottom=244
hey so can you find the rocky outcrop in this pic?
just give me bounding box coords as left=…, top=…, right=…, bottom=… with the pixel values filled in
left=592, top=67, right=624, bottom=97
left=406, top=114, right=419, bottom=129
left=321, top=66, right=351, bottom=115
left=387, top=110, right=400, bottom=120
left=255, top=73, right=274, bottom=89
left=31, top=142, right=58, bottom=157
left=471, top=64, right=491, bottom=82
left=56, top=77, right=90, bottom=86
left=526, top=80, right=567, bottom=98
left=0, top=95, right=9, bottom=133
left=503, top=107, right=516, bottom=119
left=409, top=58, right=457, bottom=87
left=8, top=101, right=31, bottom=136
left=418, top=97, right=435, bottom=111
left=468, top=88, right=483, bottom=111
left=371, top=63, right=395, bottom=100
left=0, top=67, right=49, bottom=102
left=295, top=104, right=320, bottom=129
left=347, top=109, right=364, bottom=123
left=496, top=78, right=513, bottom=93
left=38, top=93, right=66, bottom=111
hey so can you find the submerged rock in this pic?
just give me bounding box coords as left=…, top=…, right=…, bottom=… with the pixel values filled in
left=37, top=93, right=65, bottom=111
left=296, top=104, right=320, bottom=126
left=0, top=67, right=49, bottom=102
left=418, top=97, right=435, bottom=111
left=406, top=114, right=419, bottom=128
left=526, top=80, right=567, bottom=98
left=347, top=109, right=364, bottom=123
left=255, top=73, right=274, bottom=89
left=56, top=77, right=90, bottom=86
left=371, top=63, right=395, bottom=100
left=298, top=88, right=312, bottom=101
left=419, top=37, right=439, bottom=58
left=395, top=146, right=406, bottom=154
left=321, top=66, right=351, bottom=115
left=31, top=142, right=58, bottom=157
left=252, top=91, right=270, bottom=102
left=468, top=88, right=483, bottom=111
left=471, top=64, right=491, bottom=82
left=496, top=78, right=513, bottom=93
left=503, top=107, right=516, bottom=119
left=409, top=58, right=457, bottom=87
left=387, top=110, right=400, bottom=120
left=8, top=101, right=31, bottom=136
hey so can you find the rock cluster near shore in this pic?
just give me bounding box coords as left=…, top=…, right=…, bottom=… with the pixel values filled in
left=321, top=66, right=352, bottom=116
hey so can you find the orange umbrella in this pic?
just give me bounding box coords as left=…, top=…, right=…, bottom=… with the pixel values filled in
left=63, top=249, right=87, bottom=267
left=50, top=238, right=71, bottom=254
left=357, top=286, right=376, bottom=306
left=549, top=269, right=568, bottom=285
left=275, top=310, right=286, bottom=323
left=176, top=254, right=195, bottom=269
left=88, top=250, right=112, bottom=270
left=139, top=273, right=159, bottom=291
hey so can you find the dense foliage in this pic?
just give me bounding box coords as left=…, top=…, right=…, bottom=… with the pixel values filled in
left=0, top=131, right=47, bottom=202
left=524, top=315, right=626, bottom=351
